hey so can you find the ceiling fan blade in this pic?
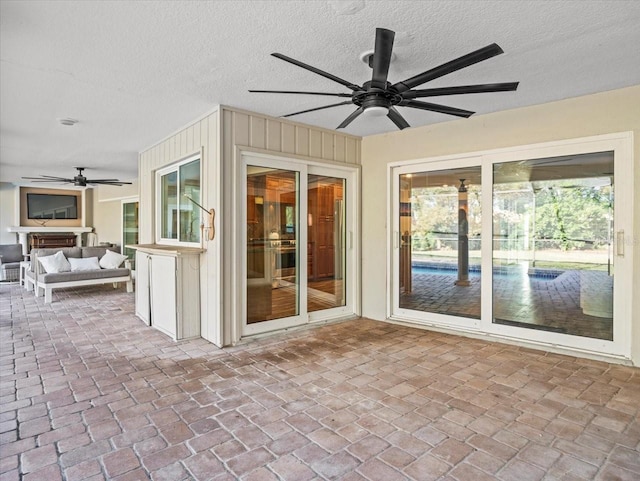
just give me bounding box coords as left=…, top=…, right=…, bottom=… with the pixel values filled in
left=271, top=53, right=361, bottom=91
left=337, top=107, right=365, bottom=129
left=89, top=181, right=132, bottom=185
left=403, top=82, right=519, bottom=99
left=249, top=89, right=352, bottom=98
left=392, top=43, right=504, bottom=93
left=23, top=179, right=74, bottom=183
left=22, top=175, right=70, bottom=181
left=371, top=28, right=395, bottom=89
left=281, top=101, right=353, bottom=118
left=387, top=107, right=410, bottom=130
left=400, top=100, right=474, bottom=118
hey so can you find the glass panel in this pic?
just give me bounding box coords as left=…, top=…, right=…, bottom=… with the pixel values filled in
left=179, top=159, right=201, bottom=243
left=399, top=167, right=482, bottom=319
left=122, top=201, right=139, bottom=265
left=161, top=171, right=177, bottom=239
left=492, top=152, right=614, bottom=340
left=246, top=167, right=299, bottom=323
left=307, top=175, right=346, bottom=312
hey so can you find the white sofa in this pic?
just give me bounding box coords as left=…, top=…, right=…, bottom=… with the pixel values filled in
left=26, top=246, right=132, bottom=303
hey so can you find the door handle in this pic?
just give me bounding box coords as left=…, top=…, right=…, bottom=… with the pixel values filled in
left=616, top=230, right=624, bottom=257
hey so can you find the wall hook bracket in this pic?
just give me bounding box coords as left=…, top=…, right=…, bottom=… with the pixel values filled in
left=184, top=195, right=215, bottom=240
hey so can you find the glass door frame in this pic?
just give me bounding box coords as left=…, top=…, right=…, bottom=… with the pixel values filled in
left=388, top=132, right=633, bottom=360
left=121, top=197, right=139, bottom=263
left=239, top=151, right=360, bottom=338
left=389, top=155, right=483, bottom=332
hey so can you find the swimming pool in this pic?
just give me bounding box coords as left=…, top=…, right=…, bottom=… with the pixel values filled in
left=411, top=262, right=562, bottom=280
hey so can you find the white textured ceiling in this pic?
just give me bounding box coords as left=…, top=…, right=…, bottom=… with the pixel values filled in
left=1, top=0, right=639, bottom=184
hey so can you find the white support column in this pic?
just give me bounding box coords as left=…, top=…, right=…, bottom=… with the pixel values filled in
left=18, top=232, right=28, bottom=256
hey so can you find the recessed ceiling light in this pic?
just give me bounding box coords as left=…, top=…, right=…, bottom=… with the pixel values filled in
left=58, top=118, right=78, bottom=126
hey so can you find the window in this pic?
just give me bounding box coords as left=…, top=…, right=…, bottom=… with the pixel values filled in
left=156, top=155, right=201, bottom=244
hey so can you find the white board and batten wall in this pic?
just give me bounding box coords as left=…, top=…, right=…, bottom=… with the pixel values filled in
left=138, top=105, right=361, bottom=347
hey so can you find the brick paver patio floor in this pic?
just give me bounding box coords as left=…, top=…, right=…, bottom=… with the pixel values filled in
left=1, top=283, right=639, bottom=480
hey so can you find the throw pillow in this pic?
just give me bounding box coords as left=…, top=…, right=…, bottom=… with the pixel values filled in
left=99, top=250, right=128, bottom=269
left=38, top=251, right=71, bottom=273
left=69, top=257, right=101, bottom=272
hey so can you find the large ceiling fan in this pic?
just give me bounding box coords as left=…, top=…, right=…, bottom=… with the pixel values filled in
left=250, top=28, right=519, bottom=130
left=22, top=167, right=132, bottom=187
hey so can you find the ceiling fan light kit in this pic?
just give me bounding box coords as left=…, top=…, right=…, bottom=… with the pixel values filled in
left=250, top=28, right=519, bottom=131
left=362, top=105, right=388, bottom=117
left=22, top=167, right=132, bottom=187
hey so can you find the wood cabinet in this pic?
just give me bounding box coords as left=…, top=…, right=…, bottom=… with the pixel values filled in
left=30, top=233, right=76, bottom=249
left=132, top=245, right=203, bottom=340
left=247, top=173, right=296, bottom=241
left=308, top=182, right=343, bottom=280
left=247, top=176, right=265, bottom=226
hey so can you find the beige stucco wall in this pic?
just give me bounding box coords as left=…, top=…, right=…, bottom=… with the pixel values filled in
left=91, top=180, right=139, bottom=249
left=91, top=199, right=121, bottom=247
left=361, top=85, right=640, bottom=364
left=0, top=182, right=17, bottom=244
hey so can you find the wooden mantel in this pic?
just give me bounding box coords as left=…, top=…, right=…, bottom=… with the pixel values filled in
left=8, top=226, right=94, bottom=255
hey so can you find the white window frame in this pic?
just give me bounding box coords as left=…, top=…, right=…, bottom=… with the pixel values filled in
left=155, top=153, right=202, bottom=247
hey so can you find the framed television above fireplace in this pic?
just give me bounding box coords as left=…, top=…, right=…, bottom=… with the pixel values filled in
left=27, top=193, right=79, bottom=220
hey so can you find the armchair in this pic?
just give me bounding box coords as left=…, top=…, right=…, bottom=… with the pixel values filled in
left=0, top=244, right=24, bottom=282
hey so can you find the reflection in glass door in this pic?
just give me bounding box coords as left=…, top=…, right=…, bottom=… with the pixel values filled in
left=308, top=175, right=346, bottom=313
left=246, top=167, right=300, bottom=324
left=122, top=201, right=139, bottom=266
left=397, top=166, right=482, bottom=320
left=492, top=152, right=615, bottom=340
left=243, top=155, right=357, bottom=336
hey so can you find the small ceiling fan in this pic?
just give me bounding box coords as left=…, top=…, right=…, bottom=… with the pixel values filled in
left=22, top=167, right=132, bottom=186
left=250, top=28, right=519, bottom=130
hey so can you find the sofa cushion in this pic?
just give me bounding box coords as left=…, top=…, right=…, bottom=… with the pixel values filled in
left=40, top=268, right=130, bottom=284
left=82, top=247, right=118, bottom=260
left=0, top=244, right=23, bottom=263
left=99, top=250, right=128, bottom=269
left=32, top=247, right=82, bottom=259
left=38, top=251, right=72, bottom=273
left=69, top=257, right=101, bottom=271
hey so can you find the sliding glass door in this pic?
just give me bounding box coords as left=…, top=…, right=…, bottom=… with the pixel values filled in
left=307, top=174, right=347, bottom=314
left=492, top=152, right=615, bottom=340
left=246, top=165, right=301, bottom=327
left=397, top=167, right=482, bottom=320
left=242, top=154, right=357, bottom=336
left=392, top=158, right=483, bottom=330
left=390, top=134, right=633, bottom=359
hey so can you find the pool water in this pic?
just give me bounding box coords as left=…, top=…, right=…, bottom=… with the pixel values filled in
left=412, top=264, right=561, bottom=280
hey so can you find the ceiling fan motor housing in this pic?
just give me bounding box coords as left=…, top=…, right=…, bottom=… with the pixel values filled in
left=354, top=82, right=403, bottom=110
